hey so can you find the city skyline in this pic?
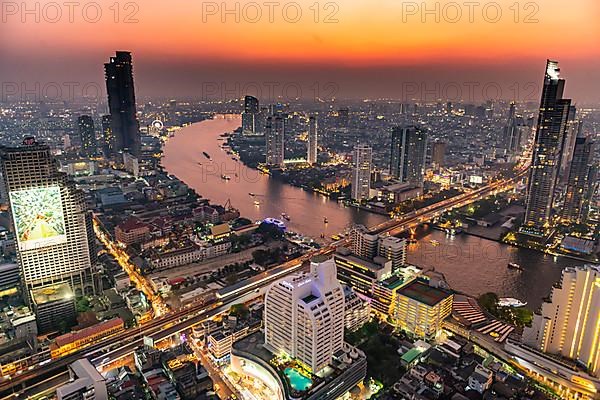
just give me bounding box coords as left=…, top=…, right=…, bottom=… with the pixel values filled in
left=0, top=3, right=599, bottom=400
left=1, top=1, right=600, bottom=102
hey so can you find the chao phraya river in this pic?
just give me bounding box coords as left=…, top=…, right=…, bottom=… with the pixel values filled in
left=162, top=115, right=574, bottom=309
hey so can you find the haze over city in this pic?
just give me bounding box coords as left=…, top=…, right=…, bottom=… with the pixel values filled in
left=0, top=1, right=599, bottom=400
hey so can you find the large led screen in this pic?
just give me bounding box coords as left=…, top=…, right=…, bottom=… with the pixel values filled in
left=9, top=186, right=67, bottom=251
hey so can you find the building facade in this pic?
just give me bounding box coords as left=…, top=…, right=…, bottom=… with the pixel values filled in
left=351, top=144, right=372, bottom=201
left=242, top=95, right=260, bottom=135
left=0, top=139, right=98, bottom=306
left=307, top=116, right=318, bottom=165
left=104, top=51, right=141, bottom=158
left=523, top=264, right=600, bottom=377
left=77, top=115, right=97, bottom=157
left=390, top=126, right=428, bottom=187
left=523, top=60, right=572, bottom=234
left=264, top=258, right=345, bottom=373
left=561, top=134, right=595, bottom=223
left=266, top=115, right=285, bottom=167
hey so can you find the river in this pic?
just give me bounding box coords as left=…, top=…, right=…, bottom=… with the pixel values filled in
left=162, top=115, right=578, bottom=309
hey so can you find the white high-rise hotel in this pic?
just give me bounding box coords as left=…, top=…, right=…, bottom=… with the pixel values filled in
left=264, top=258, right=345, bottom=373
left=523, top=264, right=600, bottom=376
left=351, top=144, right=372, bottom=201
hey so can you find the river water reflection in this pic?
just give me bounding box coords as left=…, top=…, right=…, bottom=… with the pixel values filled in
left=162, top=115, right=575, bottom=309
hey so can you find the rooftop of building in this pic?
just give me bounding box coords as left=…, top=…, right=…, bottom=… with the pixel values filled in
left=334, top=249, right=387, bottom=271
left=397, top=280, right=452, bottom=306
left=30, top=283, right=73, bottom=305
left=52, top=317, right=123, bottom=348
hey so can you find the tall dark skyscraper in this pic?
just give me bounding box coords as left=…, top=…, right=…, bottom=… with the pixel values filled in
left=77, top=115, right=97, bottom=157
left=561, top=134, right=595, bottom=224
left=523, top=60, right=572, bottom=234
left=242, top=95, right=260, bottom=135
left=390, top=126, right=428, bottom=187
left=104, top=51, right=141, bottom=158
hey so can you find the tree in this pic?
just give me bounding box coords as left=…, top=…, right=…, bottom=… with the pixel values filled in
left=229, top=303, right=249, bottom=318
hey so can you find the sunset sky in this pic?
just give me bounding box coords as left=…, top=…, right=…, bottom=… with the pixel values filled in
left=2, top=0, right=599, bottom=102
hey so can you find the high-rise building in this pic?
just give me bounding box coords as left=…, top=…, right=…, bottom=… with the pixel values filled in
left=390, top=126, right=428, bottom=187
left=523, top=265, right=600, bottom=377
left=523, top=60, right=572, bottom=234
left=242, top=95, right=260, bottom=135
left=559, top=107, right=580, bottom=184
left=100, top=114, right=114, bottom=157
left=377, top=236, right=407, bottom=273
left=77, top=115, right=97, bottom=157
left=0, top=138, right=97, bottom=330
left=431, top=141, right=446, bottom=168
left=307, top=116, right=318, bottom=165
left=265, top=115, right=284, bottom=167
left=351, top=144, right=372, bottom=201
left=104, top=51, right=141, bottom=157
left=561, top=134, right=595, bottom=223
left=264, top=258, right=345, bottom=373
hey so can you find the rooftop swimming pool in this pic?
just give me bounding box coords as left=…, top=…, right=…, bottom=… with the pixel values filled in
left=284, top=367, right=312, bottom=391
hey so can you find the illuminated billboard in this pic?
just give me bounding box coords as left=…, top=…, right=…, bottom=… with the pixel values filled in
left=9, top=186, right=67, bottom=251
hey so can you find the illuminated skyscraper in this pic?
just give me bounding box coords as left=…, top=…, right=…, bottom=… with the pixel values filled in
left=307, top=115, right=318, bottom=165
left=390, top=126, right=427, bottom=187
left=523, top=60, right=572, bottom=233
left=77, top=115, right=96, bottom=157
left=0, top=138, right=97, bottom=330
left=561, top=134, right=595, bottom=223
left=265, top=115, right=284, bottom=167
left=241, top=95, right=260, bottom=135
left=101, top=114, right=114, bottom=157
left=264, top=258, right=345, bottom=373
left=523, top=265, right=600, bottom=377
left=104, top=51, right=141, bottom=157
left=351, top=144, right=372, bottom=201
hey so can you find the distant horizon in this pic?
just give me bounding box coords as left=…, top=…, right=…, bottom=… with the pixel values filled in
left=2, top=0, right=599, bottom=103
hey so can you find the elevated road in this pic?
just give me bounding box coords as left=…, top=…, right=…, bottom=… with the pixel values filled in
left=0, top=166, right=527, bottom=399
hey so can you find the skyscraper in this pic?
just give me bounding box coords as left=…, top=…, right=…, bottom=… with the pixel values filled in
left=241, top=95, right=259, bottom=135
left=523, top=265, right=600, bottom=377
left=265, top=115, right=284, bottom=167
left=77, top=115, right=97, bottom=157
left=264, top=258, right=345, bottom=373
left=104, top=51, right=141, bottom=158
left=559, top=107, right=580, bottom=184
left=0, top=138, right=97, bottom=330
left=523, top=60, right=572, bottom=234
left=307, top=115, right=318, bottom=165
left=390, top=126, right=428, bottom=187
left=351, top=144, right=372, bottom=201
left=561, top=134, right=595, bottom=223
left=431, top=141, right=446, bottom=168
left=101, top=114, right=114, bottom=157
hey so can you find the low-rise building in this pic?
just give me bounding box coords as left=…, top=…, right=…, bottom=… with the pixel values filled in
left=50, top=318, right=124, bottom=358
left=115, top=217, right=150, bottom=246
left=56, top=358, right=108, bottom=400
left=391, top=280, right=453, bottom=339
left=468, top=364, right=493, bottom=393
left=343, top=286, right=370, bottom=332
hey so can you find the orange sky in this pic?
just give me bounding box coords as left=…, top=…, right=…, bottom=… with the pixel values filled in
left=1, top=0, right=599, bottom=101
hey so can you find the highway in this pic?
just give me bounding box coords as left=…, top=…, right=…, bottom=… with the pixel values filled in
left=0, top=164, right=528, bottom=399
